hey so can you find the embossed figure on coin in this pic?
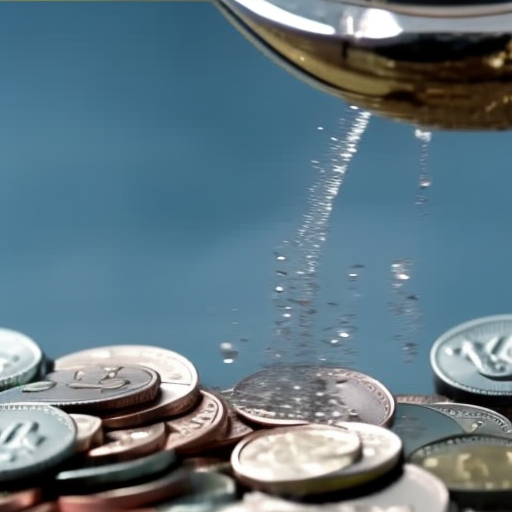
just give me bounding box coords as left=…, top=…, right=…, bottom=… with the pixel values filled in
left=0, top=352, right=21, bottom=374
left=66, top=367, right=130, bottom=392
left=0, top=422, right=44, bottom=462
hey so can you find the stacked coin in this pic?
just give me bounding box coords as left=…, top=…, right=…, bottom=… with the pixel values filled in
left=2, top=326, right=512, bottom=511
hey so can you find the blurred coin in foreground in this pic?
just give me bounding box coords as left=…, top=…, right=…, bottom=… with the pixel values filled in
left=430, top=315, right=512, bottom=403
left=231, top=366, right=395, bottom=427
left=391, top=403, right=463, bottom=458
left=165, top=390, right=228, bottom=456
left=58, top=467, right=191, bottom=512
left=410, top=434, right=512, bottom=508
left=0, top=328, right=43, bottom=390
left=87, top=422, right=166, bottom=464
left=55, top=345, right=200, bottom=416
left=0, top=365, right=160, bottom=413
left=425, top=402, right=512, bottom=437
left=0, top=403, right=76, bottom=481
left=70, top=414, right=103, bottom=453
left=0, top=488, right=42, bottom=511
left=231, top=423, right=364, bottom=496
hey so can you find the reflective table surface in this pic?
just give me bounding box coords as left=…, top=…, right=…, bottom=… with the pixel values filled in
left=1, top=2, right=512, bottom=394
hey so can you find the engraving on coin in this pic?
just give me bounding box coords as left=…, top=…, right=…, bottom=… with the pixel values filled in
left=87, top=422, right=166, bottom=463
left=165, top=390, right=228, bottom=455
left=430, top=315, right=512, bottom=398
left=0, top=365, right=160, bottom=412
left=425, top=402, right=512, bottom=437
left=0, top=329, right=43, bottom=390
left=231, top=424, right=363, bottom=495
left=396, top=394, right=452, bottom=404
left=0, top=403, right=76, bottom=481
left=231, top=366, right=395, bottom=427
left=69, top=414, right=103, bottom=453
left=54, top=345, right=200, bottom=415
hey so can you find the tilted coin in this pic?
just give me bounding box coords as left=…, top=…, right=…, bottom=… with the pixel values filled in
left=165, top=390, right=229, bottom=456
left=410, top=434, right=512, bottom=508
left=425, top=402, right=512, bottom=437
left=231, top=366, right=395, bottom=427
left=396, top=394, right=452, bottom=405
left=0, top=488, right=42, bottom=512
left=231, top=424, right=363, bottom=496
left=342, top=464, right=450, bottom=512
left=391, top=403, right=464, bottom=458
left=56, top=449, right=177, bottom=493
left=55, top=345, right=200, bottom=416
left=69, top=414, right=103, bottom=453
left=430, top=315, right=512, bottom=403
left=0, top=403, right=76, bottom=482
left=87, top=422, right=166, bottom=463
left=0, top=365, right=160, bottom=412
left=58, top=467, right=191, bottom=512
left=101, top=383, right=201, bottom=429
left=0, top=328, right=43, bottom=390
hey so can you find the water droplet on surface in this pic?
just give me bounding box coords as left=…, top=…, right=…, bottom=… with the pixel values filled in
left=220, top=342, right=239, bottom=364
left=419, top=178, right=432, bottom=189
left=317, top=126, right=324, bottom=131
left=276, top=255, right=286, bottom=261
left=275, top=286, right=285, bottom=293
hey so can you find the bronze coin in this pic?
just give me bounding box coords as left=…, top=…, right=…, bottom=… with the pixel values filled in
left=203, top=407, right=253, bottom=451
left=70, top=414, right=103, bottom=453
left=20, top=504, right=58, bottom=512
left=396, top=394, right=453, bottom=405
left=55, top=346, right=200, bottom=416
left=0, top=489, right=41, bottom=512
left=100, top=383, right=201, bottom=429
left=231, top=366, right=395, bottom=427
left=0, top=365, right=160, bottom=412
left=58, top=468, right=191, bottom=512
left=87, top=422, right=166, bottom=464
left=165, top=390, right=228, bottom=456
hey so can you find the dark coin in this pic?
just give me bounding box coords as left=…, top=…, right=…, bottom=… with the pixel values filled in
left=0, top=403, right=76, bottom=482
left=56, top=449, right=177, bottom=493
left=392, top=403, right=464, bottom=458
left=232, top=366, right=395, bottom=427
left=0, top=365, right=160, bottom=413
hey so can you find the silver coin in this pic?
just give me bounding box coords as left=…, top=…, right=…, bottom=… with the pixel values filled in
left=430, top=315, right=512, bottom=398
left=69, top=414, right=103, bottom=453
left=425, top=402, right=512, bottom=437
left=343, top=464, right=449, bottom=512
left=0, top=328, right=43, bottom=390
left=392, top=403, right=464, bottom=458
left=0, top=402, right=76, bottom=481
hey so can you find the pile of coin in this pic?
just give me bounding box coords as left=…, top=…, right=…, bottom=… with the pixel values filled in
left=1, top=316, right=512, bottom=512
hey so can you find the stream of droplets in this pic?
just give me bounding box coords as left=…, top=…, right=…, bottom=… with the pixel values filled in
left=265, top=107, right=372, bottom=366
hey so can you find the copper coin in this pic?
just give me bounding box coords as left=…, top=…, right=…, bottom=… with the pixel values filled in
left=20, top=504, right=58, bottom=512
left=70, top=414, right=103, bottom=453
left=0, top=489, right=41, bottom=512
left=55, top=345, right=199, bottom=416
left=58, top=468, right=191, bottom=512
left=231, top=366, right=395, bottom=427
left=165, top=390, right=228, bottom=456
left=0, top=365, right=160, bottom=412
left=87, top=422, right=166, bottom=463
left=183, top=456, right=233, bottom=475
left=396, top=394, right=453, bottom=404
left=100, top=383, right=201, bottom=429
left=203, top=407, right=253, bottom=451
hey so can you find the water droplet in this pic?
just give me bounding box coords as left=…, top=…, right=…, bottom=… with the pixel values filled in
left=396, top=273, right=410, bottom=281
left=220, top=342, right=239, bottom=364
left=350, top=105, right=359, bottom=110
left=348, top=272, right=358, bottom=280
left=317, top=126, right=324, bottom=131
left=275, top=286, right=285, bottom=293
left=419, top=178, right=432, bottom=189
left=276, top=255, right=286, bottom=261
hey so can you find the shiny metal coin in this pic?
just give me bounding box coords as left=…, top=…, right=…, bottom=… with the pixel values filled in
left=343, top=464, right=450, bottom=512
left=425, top=402, right=512, bottom=437
left=430, top=315, right=512, bottom=401
left=392, top=403, right=464, bottom=458
left=231, top=424, right=364, bottom=496
left=0, top=328, right=43, bottom=390
left=0, top=365, right=160, bottom=412
left=231, top=366, right=395, bottom=427
left=58, top=467, right=191, bottom=512
left=87, top=422, right=166, bottom=463
left=69, top=414, right=103, bottom=453
left=396, top=394, right=452, bottom=405
left=56, top=449, right=176, bottom=493
left=0, top=403, right=76, bottom=481
left=55, top=345, right=200, bottom=416
left=410, top=434, right=512, bottom=508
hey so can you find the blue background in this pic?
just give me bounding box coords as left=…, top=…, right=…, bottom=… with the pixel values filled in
left=1, top=2, right=511, bottom=393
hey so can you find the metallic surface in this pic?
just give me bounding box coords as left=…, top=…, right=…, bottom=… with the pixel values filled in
left=231, top=424, right=364, bottom=495
left=396, top=394, right=452, bottom=404
left=0, top=489, right=42, bottom=512
left=0, top=365, right=160, bottom=412
left=70, top=414, right=103, bottom=453
left=392, top=403, right=464, bottom=458
left=231, top=366, right=395, bottom=427
left=0, top=328, right=43, bottom=390
left=0, top=403, right=76, bottom=481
